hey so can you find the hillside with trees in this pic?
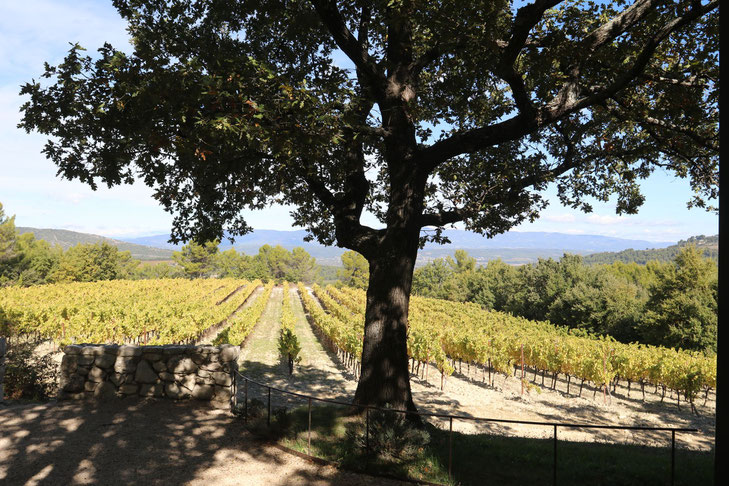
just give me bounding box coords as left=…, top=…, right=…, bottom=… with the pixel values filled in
left=2, top=203, right=322, bottom=285
left=16, top=227, right=174, bottom=261
left=582, top=235, right=718, bottom=264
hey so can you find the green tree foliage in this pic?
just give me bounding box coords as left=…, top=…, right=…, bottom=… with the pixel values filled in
left=132, top=261, right=184, bottom=279
left=1, top=203, right=62, bottom=286
left=337, top=250, right=369, bottom=289
left=177, top=242, right=320, bottom=282
left=287, top=246, right=320, bottom=283
left=413, top=247, right=716, bottom=351
left=9, top=235, right=62, bottom=286
left=51, top=242, right=139, bottom=282
left=19, top=0, right=719, bottom=410
left=172, top=240, right=220, bottom=278
left=641, top=246, right=717, bottom=352
left=0, top=203, right=17, bottom=267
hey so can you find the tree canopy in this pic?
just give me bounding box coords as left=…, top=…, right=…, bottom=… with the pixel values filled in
left=20, top=0, right=718, bottom=248
left=337, top=250, right=369, bottom=288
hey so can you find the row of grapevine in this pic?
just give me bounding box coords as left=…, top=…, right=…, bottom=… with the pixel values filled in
left=329, top=286, right=716, bottom=411
left=333, top=285, right=454, bottom=389
left=0, top=279, right=260, bottom=345
left=278, top=282, right=302, bottom=374
left=214, top=282, right=274, bottom=346
left=297, top=283, right=363, bottom=378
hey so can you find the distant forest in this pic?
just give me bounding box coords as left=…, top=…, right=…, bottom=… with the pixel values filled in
left=582, top=235, right=718, bottom=264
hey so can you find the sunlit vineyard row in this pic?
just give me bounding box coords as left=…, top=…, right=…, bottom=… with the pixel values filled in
left=315, top=285, right=716, bottom=412
left=0, top=279, right=261, bottom=345
left=214, top=282, right=274, bottom=346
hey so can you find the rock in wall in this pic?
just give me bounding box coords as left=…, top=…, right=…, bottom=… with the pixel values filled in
left=58, top=344, right=239, bottom=407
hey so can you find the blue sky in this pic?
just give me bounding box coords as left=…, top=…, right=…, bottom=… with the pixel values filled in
left=0, top=1, right=718, bottom=243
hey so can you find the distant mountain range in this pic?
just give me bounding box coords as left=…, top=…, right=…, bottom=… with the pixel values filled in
left=18, top=226, right=679, bottom=266
left=122, top=229, right=674, bottom=266
left=17, top=227, right=174, bottom=261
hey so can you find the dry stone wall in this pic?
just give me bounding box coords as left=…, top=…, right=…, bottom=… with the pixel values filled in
left=59, top=344, right=239, bottom=407
left=0, top=337, right=6, bottom=401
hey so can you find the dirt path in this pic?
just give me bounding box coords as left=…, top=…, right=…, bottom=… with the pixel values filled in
left=404, top=361, right=714, bottom=451
left=236, top=287, right=356, bottom=411
left=0, top=400, right=405, bottom=486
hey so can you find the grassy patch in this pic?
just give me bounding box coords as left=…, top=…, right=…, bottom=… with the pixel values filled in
left=238, top=404, right=713, bottom=486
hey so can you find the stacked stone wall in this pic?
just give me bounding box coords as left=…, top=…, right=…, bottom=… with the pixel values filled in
left=59, top=344, right=238, bottom=407
left=0, top=337, right=6, bottom=401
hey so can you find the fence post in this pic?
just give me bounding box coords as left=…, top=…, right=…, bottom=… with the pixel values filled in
left=449, top=417, right=453, bottom=480
left=671, top=430, right=675, bottom=486
left=244, top=378, right=248, bottom=423
left=553, top=425, right=558, bottom=486
left=308, top=398, right=312, bottom=455
left=267, top=386, right=271, bottom=427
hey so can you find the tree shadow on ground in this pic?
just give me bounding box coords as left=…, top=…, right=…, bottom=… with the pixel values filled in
left=0, top=398, right=402, bottom=485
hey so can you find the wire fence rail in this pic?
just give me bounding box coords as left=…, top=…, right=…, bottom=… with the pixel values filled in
left=232, top=371, right=697, bottom=486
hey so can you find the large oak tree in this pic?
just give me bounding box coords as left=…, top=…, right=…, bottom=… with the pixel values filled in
left=20, top=0, right=718, bottom=412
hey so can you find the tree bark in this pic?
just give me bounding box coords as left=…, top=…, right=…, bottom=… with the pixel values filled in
left=352, top=239, right=418, bottom=416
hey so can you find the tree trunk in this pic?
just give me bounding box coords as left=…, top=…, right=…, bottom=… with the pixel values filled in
left=352, top=248, right=418, bottom=415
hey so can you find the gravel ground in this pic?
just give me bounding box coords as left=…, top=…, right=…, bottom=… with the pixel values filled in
left=0, top=399, right=405, bottom=486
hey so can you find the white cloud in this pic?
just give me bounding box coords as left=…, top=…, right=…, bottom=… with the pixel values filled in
left=586, top=214, right=629, bottom=225
left=543, top=213, right=576, bottom=223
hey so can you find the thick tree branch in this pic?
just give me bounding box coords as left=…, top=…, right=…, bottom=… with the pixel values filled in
left=310, top=0, right=385, bottom=100
left=581, top=0, right=660, bottom=52
left=299, top=169, right=338, bottom=209
left=543, top=0, right=718, bottom=119
left=418, top=209, right=465, bottom=227
left=494, top=0, right=562, bottom=119
left=420, top=0, right=717, bottom=172
left=420, top=114, right=532, bottom=171
left=502, top=0, right=563, bottom=64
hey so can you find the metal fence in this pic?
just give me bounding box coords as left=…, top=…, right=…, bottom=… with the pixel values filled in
left=233, top=371, right=697, bottom=486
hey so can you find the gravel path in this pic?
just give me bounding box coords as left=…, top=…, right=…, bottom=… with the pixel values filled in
left=237, top=287, right=356, bottom=411
left=0, top=400, right=405, bottom=485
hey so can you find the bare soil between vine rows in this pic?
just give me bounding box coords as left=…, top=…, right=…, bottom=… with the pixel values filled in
left=288, top=288, right=715, bottom=452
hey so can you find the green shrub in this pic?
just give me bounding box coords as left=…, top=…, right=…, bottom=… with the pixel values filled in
left=346, top=406, right=431, bottom=460
left=4, top=340, right=58, bottom=401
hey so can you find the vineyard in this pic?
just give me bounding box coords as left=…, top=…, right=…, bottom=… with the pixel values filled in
left=0, top=279, right=260, bottom=345
left=303, top=284, right=716, bottom=414
left=0, top=279, right=717, bottom=414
